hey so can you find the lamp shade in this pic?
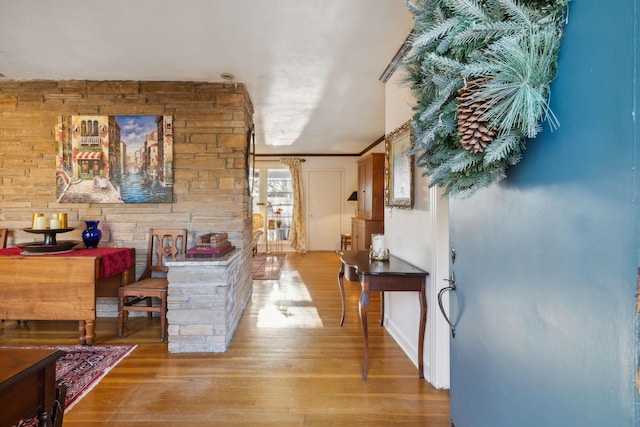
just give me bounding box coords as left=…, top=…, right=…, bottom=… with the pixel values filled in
left=347, top=191, right=358, bottom=201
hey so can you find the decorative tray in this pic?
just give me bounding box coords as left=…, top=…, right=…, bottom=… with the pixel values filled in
left=17, top=240, right=79, bottom=254
left=23, top=228, right=75, bottom=234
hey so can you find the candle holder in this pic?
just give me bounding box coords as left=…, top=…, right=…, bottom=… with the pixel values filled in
left=369, top=233, right=390, bottom=261
left=23, top=227, right=75, bottom=245
left=21, top=227, right=77, bottom=253
left=369, top=248, right=390, bottom=261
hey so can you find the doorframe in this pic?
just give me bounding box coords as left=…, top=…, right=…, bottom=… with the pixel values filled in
left=428, top=185, right=451, bottom=388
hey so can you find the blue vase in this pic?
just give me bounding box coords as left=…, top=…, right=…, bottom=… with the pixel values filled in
left=82, top=220, right=102, bottom=249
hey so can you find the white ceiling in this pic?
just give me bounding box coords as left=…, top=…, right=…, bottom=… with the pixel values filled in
left=0, top=0, right=413, bottom=156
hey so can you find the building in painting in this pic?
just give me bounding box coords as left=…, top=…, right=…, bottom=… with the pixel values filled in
left=72, top=116, right=108, bottom=181
left=156, top=116, right=173, bottom=187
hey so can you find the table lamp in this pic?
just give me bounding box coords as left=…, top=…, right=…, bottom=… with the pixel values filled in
left=347, top=191, right=357, bottom=216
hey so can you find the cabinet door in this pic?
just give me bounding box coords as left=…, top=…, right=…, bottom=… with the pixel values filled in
left=357, top=153, right=385, bottom=221
left=351, top=218, right=365, bottom=251
left=352, top=218, right=384, bottom=251
left=357, top=159, right=372, bottom=219
left=369, top=155, right=385, bottom=220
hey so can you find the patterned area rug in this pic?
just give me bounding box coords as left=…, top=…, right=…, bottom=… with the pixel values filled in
left=252, top=253, right=286, bottom=280
left=9, top=345, right=136, bottom=426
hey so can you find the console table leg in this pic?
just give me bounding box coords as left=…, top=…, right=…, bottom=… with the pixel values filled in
left=418, top=278, right=427, bottom=379
left=359, top=279, right=370, bottom=381
left=338, top=262, right=346, bottom=326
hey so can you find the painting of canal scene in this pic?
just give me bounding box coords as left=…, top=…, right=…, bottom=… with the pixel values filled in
left=55, top=115, right=173, bottom=203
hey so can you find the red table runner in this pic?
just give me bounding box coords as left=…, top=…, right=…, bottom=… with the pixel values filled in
left=0, top=247, right=133, bottom=278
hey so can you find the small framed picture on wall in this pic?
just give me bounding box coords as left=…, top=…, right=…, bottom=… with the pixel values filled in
left=385, top=120, right=414, bottom=209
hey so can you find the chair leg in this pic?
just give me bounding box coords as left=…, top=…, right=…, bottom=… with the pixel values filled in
left=147, top=297, right=153, bottom=319
left=160, top=314, right=167, bottom=341
left=118, top=312, right=125, bottom=337
left=160, top=297, right=168, bottom=341
left=118, top=296, right=125, bottom=337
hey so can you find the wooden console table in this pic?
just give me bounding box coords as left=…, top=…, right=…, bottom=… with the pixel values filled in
left=0, top=348, right=66, bottom=427
left=0, top=247, right=135, bottom=345
left=337, top=250, right=428, bottom=380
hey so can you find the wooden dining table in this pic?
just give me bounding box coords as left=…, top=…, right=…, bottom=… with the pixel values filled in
left=0, top=247, right=135, bottom=345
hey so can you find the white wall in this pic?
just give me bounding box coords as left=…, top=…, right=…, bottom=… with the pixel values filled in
left=381, top=65, right=451, bottom=389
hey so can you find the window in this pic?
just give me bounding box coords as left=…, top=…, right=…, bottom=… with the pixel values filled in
left=252, top=167, right=292, bottom=243
left=266, top=169, right=292, bottom=241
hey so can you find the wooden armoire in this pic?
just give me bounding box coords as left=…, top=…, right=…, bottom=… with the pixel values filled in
left=351, top=153, right=384, bottom=251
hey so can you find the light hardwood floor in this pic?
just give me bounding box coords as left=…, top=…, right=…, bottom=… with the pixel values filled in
left=0, top=251, right=450, bottom=426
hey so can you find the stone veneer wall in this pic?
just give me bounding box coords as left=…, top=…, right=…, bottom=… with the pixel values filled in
left=0, top=80, right=254, bottom=315
left=166, top=250, right=249, bottom=352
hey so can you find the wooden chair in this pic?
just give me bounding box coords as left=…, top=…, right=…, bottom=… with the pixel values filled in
left=340, top=233, right=352, bottom=251
left=0, top=228, right=7, bottom=248
left=118, top=229, right=188, bottom=341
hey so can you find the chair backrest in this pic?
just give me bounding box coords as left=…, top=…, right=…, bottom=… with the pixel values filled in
left=253, top=229, right=263, bottom=245
left=139, top=229, right=188, bottom=280
left=0, top=228, right=7, bottom=248
left=252, top=213, right=264, bottom=232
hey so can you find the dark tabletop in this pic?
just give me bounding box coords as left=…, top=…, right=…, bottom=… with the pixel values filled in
left=338, top=250, right=428, bottom=277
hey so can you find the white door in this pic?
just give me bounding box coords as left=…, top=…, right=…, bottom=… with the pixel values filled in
left=307, top=170, right=342, bottom=251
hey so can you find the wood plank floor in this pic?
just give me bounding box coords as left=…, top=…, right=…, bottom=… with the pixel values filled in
left=0, top=251, right=450, bottom=426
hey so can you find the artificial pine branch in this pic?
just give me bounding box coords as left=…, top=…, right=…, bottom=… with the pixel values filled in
left=418, top=76, right=463, bottom=123
left=427, top=53, right=465, bottom=75
left=411, top=18, right=461, bottom=51
left=452, top=21, right=530, bottom=47
left=499, top=0, right=536, bottom=26
left=469, top=30, right=561, bottom=136
left=482, top=133, right=521, bottom=164
left=448, top=0, right=492, bottom=23
left=448, top=151, right=484, bottom=173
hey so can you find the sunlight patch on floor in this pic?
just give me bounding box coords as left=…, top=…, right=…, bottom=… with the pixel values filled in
left=267, top=281, right=312, bottom=303
left=256, top=271, right=324, bottom=328
left=257, top=306, right=323, bottom=328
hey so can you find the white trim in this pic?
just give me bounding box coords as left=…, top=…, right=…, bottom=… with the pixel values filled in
left=429, top=185, right=451, bottom=389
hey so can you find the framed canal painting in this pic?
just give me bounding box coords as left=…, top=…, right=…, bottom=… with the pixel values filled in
left=55, top=115, right=174, bottom=204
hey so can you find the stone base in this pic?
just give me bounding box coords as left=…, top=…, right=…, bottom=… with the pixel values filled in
left=166, top=248, right=252, bottom=353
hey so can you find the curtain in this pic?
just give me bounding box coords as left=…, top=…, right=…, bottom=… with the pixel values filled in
left=281, top=158, right=306, bottom=253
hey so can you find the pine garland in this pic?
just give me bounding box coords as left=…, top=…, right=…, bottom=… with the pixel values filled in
left=404, top=0, right=569, bottom=197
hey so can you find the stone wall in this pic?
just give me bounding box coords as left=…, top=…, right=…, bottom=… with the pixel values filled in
left=0, top=80, right=254, bottom=316
left=0, top=81, right=253, bottom=267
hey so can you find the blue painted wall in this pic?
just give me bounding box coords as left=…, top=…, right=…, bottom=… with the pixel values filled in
left=449, top=1, right=639, bottom=426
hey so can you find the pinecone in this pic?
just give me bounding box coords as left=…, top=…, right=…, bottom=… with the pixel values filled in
left=456, top=77, right=498, bottom=153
